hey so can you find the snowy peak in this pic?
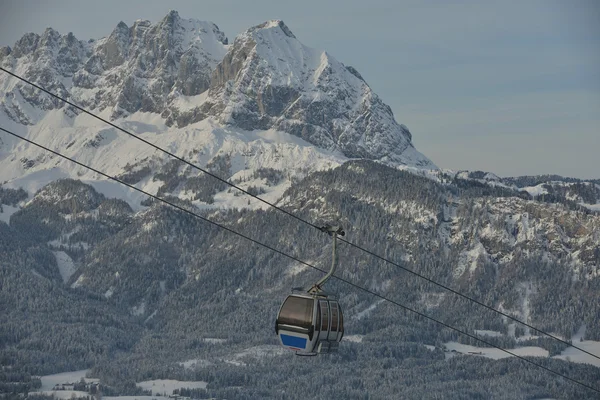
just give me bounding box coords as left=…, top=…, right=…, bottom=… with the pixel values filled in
left=100, top=21, right=130, bottom=69
left=82, top=10, right=229, bottom=117
left=198, top=20, right=434, bottom=167
left=0, top=11, right=229, bottom=124
left=252, top=20, right=296, bottom=38
left=4, top=28, right=87, bottom=74
left=212, top=19, right=354, bottom=92
left=1, top=11, right=435, bottom=172
left=128, top=9, right=228, bottom=61
left=0, top=28, right=87, bottom=123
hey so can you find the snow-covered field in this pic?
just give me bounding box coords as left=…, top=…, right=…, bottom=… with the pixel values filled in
left=444, top=325, right=600, bottom=367
left=38, top=391, right=90, bottom=400
left=136, top=379, right=207, bottom=395
left=0, top=204, right=19, bottom=224
left=52, top=251, right=77, bottom=283
left=444, top=342, right=549, bottom=360
left=35, top=369, right=99, bottom=399
left=553, top=326, right=600, bottom=367
left=555, top=341, right=600, bottom=367
left=35, top=371, right=207, bottom=400
left=39, top=370, right=97, bottom=391
left=332, top=326, right=600, bottom=370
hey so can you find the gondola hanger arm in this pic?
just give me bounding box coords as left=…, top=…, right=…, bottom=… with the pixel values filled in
left=309, top=225, right=344, bottom=294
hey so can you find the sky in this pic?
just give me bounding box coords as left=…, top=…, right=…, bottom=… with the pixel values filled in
left=0, top=0, right=599, bottom=178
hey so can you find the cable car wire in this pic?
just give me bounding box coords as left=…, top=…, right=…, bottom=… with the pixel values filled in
left=1, top=67, right=598, bottom=362
left=1, top=126, right=598, bottom=395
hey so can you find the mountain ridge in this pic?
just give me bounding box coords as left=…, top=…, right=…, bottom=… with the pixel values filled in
left=0, top=10, right=434, bottom=181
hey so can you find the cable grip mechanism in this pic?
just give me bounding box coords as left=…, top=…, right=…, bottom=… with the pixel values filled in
left=308, top=225, right=344, bottom=294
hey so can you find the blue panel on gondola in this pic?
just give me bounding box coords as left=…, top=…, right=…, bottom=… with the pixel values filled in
left=280, top=334, right=307, bottom=349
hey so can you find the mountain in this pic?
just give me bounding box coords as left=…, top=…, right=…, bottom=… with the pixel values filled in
left=0, top=10, right=228, bottom=123
left=1, top=10, right=599, bottom=400
left=0, top=11, right=433, bottom=206
left=167, top=20, right=431, bottom=166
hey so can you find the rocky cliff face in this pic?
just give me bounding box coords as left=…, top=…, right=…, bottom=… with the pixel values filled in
left=168, top=20, right=432, bottom=166
left=0, top=12, right=433, bottom=167
left=0, top=11, right=228, bottom=123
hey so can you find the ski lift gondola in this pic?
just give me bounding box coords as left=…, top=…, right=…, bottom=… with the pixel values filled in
left=275, top=226, right=345, bottom=355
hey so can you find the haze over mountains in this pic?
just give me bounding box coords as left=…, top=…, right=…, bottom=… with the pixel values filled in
left=0, top=11, right=599, bottom=400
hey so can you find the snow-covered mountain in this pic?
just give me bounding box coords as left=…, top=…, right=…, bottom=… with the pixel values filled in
left=0, top=11, right=434, bottom=210
left=169, top=19, right=431, bottom=166
left=0, top=10, right=228, bottom=123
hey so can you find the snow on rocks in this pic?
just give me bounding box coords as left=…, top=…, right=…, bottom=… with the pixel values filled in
left=1, top=11, right=437, bottom=215
left=204, top=19, right=436, bottom=167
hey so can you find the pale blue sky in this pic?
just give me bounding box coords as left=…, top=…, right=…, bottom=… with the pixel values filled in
left=1, top=0, right=599, bottom=178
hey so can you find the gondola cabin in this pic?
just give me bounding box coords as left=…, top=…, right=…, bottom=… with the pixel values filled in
left=275, top=293, right=344, bottom=355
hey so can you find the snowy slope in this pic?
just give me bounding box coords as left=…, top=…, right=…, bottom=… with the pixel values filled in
left=0, top=108, right=346, bottom=209
left=200, top=20, right=434, bottom=167
left=52, top=250, right=77, bottom=283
